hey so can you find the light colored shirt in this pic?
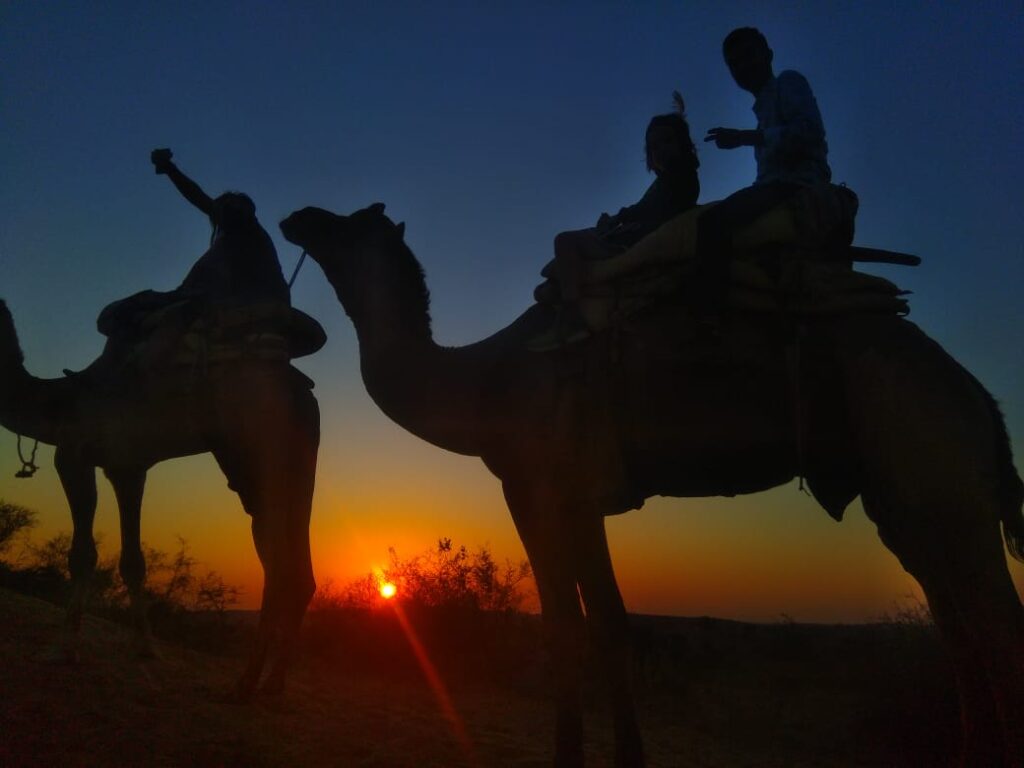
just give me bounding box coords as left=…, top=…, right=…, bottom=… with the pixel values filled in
left=753, top=70, right=831, bottom=187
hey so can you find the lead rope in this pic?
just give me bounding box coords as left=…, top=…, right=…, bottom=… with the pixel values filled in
left=15, top=434, right=39, bottom=478
left=288, top=250, right=308, bottom=290
left=787, top=322, right=809, bottom=496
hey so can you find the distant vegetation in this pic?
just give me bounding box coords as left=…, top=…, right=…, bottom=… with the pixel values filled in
left=0, top=498, right=242, bottom=651
left=0, top=499, right=36, bottom=556
left=312, top=537, right=535, bottom=613
left=304, top=538, right=541, bottom=688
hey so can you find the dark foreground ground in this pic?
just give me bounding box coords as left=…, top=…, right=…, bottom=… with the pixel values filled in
left=0, top=588, right=959, bottom=767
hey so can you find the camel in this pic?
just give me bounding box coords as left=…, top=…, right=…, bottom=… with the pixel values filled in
left=280, top=203, right=1024, bottom=768
left=0, top=299, right=321, bottom=698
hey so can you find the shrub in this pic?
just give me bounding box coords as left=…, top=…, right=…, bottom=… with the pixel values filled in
left=0, top=500, right=36, bottom=558
left=314, top=537, right=534, bottom=614
left=4, top=529, right=242, bottom=651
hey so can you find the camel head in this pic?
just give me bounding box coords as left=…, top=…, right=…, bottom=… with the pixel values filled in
left=280, top=202, right=405, bottom=252
left=280, top=204, right=428, bottom=333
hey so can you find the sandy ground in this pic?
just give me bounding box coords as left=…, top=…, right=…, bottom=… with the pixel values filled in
left=0, top=589, right=958, bottom=767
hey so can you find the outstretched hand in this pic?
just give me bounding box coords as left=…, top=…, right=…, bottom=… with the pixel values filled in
left=704, top=128, right=743, bottom=149
left=151, top=148, right=174, bottom=174
left=704, top=128, right=761, bottom=150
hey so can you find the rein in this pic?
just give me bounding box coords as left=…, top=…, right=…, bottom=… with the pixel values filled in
left=288, top=250, right=308, bottom=290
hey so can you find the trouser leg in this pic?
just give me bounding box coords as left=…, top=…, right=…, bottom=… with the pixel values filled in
left=694, top=182, right=800, bottom=313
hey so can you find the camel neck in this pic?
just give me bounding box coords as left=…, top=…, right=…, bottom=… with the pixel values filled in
left=357, top=334, right=486, bottom=457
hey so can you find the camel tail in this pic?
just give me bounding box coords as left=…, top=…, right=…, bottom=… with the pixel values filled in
left=980, top=385, right=1024, bottom=563
left=0, top=300, right=26, bottom=367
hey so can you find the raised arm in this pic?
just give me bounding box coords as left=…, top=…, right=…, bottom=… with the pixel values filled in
left=151, top=148, right=215, bottom=217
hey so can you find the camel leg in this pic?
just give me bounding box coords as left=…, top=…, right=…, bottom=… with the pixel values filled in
left=105, top=465, right=157, bottom=658
left=260, top=431, right=318, bottom=695
left=504, top=479, right=588, bottom=768
left=260, top=391, right=319, bottom=695
left=941, top=528, right=1024, bottom=767
left=211, top=367, right=317, bottom=699
left=211, top=440, right=284, bottom=700
left=863, top=494, right=1022, bottom=767
left=54, top=447, right=98, bottom=663
left=575, top=513, right=645, bottom=768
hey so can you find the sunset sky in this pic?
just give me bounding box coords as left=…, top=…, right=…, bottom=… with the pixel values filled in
left=1, top=2, right=1021, bottom=622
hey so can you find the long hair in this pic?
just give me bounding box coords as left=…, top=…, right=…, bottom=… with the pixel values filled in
left=644, top=112, right=699, bottom=173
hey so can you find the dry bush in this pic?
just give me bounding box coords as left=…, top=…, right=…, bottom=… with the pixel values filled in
left=305, top=538, right=542, bottom=687
left=0, top=499, right=36, bottom=558
left=3, top=528, right=243, bottom=652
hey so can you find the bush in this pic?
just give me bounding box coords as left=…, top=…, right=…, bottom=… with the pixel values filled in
left=3, top=528, right=243, bottom=652
left=313, top=537, right=534, bottom=614
left=0, top=500, right=36, bottom=558
left=305, top=538, right=541, bottom=686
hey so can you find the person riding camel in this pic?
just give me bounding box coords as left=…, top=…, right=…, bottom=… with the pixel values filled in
left=529, top=97, right=700, bottom=351
left=150, top=148, right=289, bottom=308
left=695, top=26, right=831, bottom=315
left=568, top=27, right=851, bottom=326
left=90, top=150, right=292, bottom=378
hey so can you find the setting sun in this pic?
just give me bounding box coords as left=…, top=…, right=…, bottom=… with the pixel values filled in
left=379, top=582, right=397, bottom=600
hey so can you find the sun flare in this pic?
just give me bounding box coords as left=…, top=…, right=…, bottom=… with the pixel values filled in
left=379, top=582, right=397, bottom=599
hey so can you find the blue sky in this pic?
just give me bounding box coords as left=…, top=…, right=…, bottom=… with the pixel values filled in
left=1, top=2, right=1021, bottom=619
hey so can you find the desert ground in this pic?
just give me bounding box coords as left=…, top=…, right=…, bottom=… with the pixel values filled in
left=0, top=588, right=958, bottom=767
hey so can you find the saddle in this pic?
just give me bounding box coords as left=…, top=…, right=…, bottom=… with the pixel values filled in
left=536, top=184, right=916, bottom=339
left=88, top=291, right=326, bottom=384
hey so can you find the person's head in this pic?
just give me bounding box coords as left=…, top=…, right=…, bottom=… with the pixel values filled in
left=211, top=192, right=257, bottom=230
left=645, top=112, right=699, bottom=177
left=722, top=27, right=773, bottom=94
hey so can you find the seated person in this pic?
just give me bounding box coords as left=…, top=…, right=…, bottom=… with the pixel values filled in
left=152, top=147, right=289, bottom=309
left=529, top=96, right=700, bottom=350
left=93, top=150, right=291, bottom=375
left=697, top=26, right=831, bottom=313
left=573, top=27, right=839, bottom=320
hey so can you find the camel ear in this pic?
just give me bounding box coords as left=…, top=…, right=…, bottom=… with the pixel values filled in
left=369, top=202, right=386, bottom=215
left=395, top=222, right=406, bottom=237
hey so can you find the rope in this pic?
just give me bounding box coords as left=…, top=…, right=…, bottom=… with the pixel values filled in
left=15, top=434, right=39, bottom=478
left=787, top=322, right=810, bottom=496
left=288, top=250, right=308, bottom=290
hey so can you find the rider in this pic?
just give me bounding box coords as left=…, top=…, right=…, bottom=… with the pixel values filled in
left=151, top=148, right=289, bottom=308
left=91, top=151, right=291, bottom=376
left=697, top=26, right=831, bottom=314
left=530, top=96, right=700, bottom=351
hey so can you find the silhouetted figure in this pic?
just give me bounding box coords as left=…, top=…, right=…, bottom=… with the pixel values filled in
left=94, top=150, right=291, bottom=375
left=529, top=100, right=700, bottom=350
left=0, top=152, right=325, bottom=697
left=698, top=26, right=831, bottom=314
left=151, top=148, right=289, bottom=307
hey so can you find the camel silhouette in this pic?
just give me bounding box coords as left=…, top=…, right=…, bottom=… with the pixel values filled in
left=280, top=203, right=1024, bottom=768
left=0, top=300, right=321, bottom=698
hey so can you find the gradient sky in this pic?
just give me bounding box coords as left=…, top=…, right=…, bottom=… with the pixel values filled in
left=1, top=2, right=1021, bottom=621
